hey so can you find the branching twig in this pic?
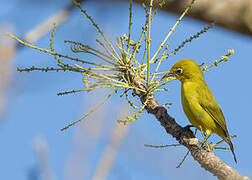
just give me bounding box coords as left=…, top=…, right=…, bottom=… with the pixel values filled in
left=7, top=0, right=249, bottom=179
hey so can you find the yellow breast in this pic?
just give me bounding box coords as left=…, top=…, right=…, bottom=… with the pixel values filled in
left=181, top=81, right=221, bottom=136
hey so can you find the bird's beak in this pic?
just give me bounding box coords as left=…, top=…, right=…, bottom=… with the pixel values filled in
left=161, top=72, right=174, bottom=80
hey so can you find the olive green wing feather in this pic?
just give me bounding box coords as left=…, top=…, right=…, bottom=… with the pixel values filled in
left=198, top=85, right=229, bottom=136
left=201, top=101, right=228, bottom=136
left=198, top=84, right=237, bottom=163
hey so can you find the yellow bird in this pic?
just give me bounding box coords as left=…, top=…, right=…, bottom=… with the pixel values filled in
left=163, top=59, right=237, bottom=163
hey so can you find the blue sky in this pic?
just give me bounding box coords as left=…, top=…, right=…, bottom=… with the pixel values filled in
left=0, top=0, right=251, bottom=180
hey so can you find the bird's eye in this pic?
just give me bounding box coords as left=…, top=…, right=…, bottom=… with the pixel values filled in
left=176, top=68, right=183, bottom=75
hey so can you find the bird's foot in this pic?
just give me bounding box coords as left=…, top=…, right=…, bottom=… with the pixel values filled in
left=198, top=126, right=212, bottom=151
left=201, top=141, right=213, bottom=152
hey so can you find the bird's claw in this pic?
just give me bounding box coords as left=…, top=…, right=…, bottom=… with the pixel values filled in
left=201, top=143, right=213, bottom=152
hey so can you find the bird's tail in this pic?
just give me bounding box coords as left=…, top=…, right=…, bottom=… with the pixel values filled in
left=225, top=136, right=237, bottom=163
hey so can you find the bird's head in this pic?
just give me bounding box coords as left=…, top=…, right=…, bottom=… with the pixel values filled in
left=162, top=59, right=204, bottom=82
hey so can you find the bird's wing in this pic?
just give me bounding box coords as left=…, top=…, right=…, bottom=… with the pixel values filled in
left=198, top=85, right=229, bottom=136
left=197, top=83, right=237, bottom=163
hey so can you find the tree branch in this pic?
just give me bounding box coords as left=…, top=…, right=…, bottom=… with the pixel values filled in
left=128, top=68, right=250, bottom=180
left=115, top=0, right=252, bottom=37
